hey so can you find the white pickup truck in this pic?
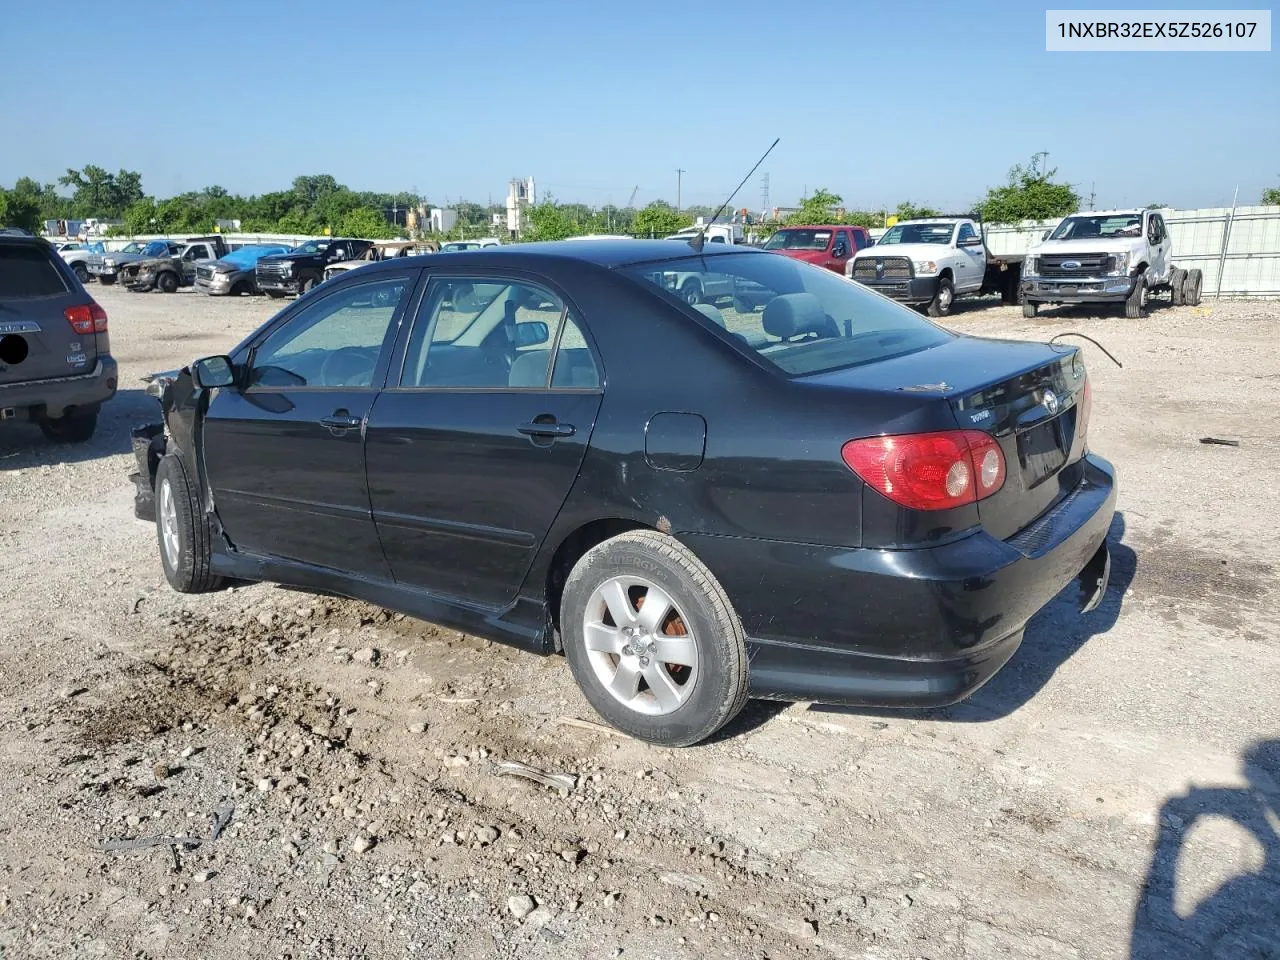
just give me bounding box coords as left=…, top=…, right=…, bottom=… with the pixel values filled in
left=1020, top=208, right=1202, bottom=318
left=845, top=217, right=1023, bottom=317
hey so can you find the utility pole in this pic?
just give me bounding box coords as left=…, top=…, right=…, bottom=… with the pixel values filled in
left=760, top=172, right=769, bottom=218
left=1032, top=151, right=1050, bottom=177
left=676, top=169, right=685, bottom=211
left=1089, top=182, right=1096, bottom=210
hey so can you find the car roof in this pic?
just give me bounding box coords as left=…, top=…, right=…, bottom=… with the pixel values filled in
left=774, top=224, right=856, bottom=230
left=341, top=238, right=765, bottom=277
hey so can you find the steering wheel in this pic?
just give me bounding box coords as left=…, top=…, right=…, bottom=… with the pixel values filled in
left=319, top=346, right=375, bottom=387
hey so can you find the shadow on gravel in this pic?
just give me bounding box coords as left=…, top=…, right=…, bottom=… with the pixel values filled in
left=1129, top=739, right=1280, bottom=959
left=810, top=511, right=1137, bottom=724
left=0, top=387, right=159, bottom=471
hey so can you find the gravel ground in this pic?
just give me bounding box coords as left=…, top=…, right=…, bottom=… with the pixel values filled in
left=1, top=285, right=1277, bottom=960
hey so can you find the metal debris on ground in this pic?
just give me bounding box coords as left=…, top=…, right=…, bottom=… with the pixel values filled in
left=1199, top=437, right=1241, bottom=447
left=555, top=716, right=627, bottom=738
left=100, top=805, right=235, bottom=856
left=495, top=760, right=577, bottom=793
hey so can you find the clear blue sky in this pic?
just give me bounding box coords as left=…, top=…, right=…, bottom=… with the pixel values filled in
left=2, top=0, right=1275, bottom=211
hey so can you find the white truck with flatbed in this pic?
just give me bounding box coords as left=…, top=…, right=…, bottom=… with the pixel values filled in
left=1020, top=208, right=1202, bottom=318
left=845, top=216, right=1023, bottom=317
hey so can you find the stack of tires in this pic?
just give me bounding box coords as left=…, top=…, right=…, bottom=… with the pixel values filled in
left=1168, top=267, right=1203, bottom=307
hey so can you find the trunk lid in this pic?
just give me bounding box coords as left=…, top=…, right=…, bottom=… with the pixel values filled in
left=806, top=335, right=1089, bottom=540
left=0, top=241, right=99, bottom=386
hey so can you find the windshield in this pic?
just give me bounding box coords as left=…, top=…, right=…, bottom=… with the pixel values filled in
left=141, top=240, right=171, bottom=256
left=442, top=242, right=478, bottom=251
left=877, top=223, right=954, bottom=245
left=292, top=239, right=331, bottom=255
left=623, top=252, right=952, bottom=377
left=222, top=245, right=289, bottom=268
left=118, top=242, right=144, bottom=254
left=762, top=229, right=832, bottom=251
left=1048, top=214, right=1142, bottom=241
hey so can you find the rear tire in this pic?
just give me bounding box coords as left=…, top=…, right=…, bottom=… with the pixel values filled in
left=39, top=408, right=98, bottom=444
left=1169, top=268, right=1187, bottom=306
left=1182, top=268, right=1203, bottom=307
left=157, top=272, right=179, bottom=294
left=72, top=262, right=90, bottom=284
left=155, top=453, right=223, bottom=594
left=560, top=530, right=749, bottom=746
left=1125, top=274, right=1148, bottom=319
left=1022, top=300, right=1038, bottom=318
left=231, top=279, right=249, bottom=296
left=926, top=277, right=954, bottom=318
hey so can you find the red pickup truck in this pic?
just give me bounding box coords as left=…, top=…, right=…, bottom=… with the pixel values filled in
left=762, top=224, right=871, bottom=273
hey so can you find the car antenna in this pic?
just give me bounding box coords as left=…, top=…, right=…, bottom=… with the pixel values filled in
left=689, top=137, right=780, bottom=253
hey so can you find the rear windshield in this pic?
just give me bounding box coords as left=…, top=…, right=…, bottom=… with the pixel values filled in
left=622, top=252, right=952, bottom=377
left=0, top=244, right=70, bottom=298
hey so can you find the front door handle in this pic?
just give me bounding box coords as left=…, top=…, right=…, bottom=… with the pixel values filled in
left=518, top=420, right=575, bottom=438
left=321, top=412, right=362, bottom=430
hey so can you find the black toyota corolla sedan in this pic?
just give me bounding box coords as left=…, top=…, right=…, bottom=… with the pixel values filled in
left=135, top=239, right=1115, bottom=745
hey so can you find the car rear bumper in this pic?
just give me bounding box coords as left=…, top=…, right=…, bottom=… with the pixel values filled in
left=852, top=276, right=939, bottom=305
left=683, top=453, right=1117, bottom=708
left=1021, top=276, right=1136, bottom=303
left=0, top=357, right=119, bottom=420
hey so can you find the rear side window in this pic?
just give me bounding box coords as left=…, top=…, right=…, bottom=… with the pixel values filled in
left=0, top=245, right=70, bottom=298
left=624, top=252, right=952, bottom=377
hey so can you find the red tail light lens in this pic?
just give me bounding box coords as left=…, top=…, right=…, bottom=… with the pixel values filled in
left=65, top=302, right=108, bottom=335
left=1078, top=376, right=1092, bottom=445
left=841, top=429, right=1006, bottom=511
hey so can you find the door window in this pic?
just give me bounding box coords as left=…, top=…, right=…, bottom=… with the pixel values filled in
left=852, top=229, right=869, bottom=251
left=957, top=223, right=979, bottom=245
left=400, top=278, right=599, bottom=389
left=832, top=232, right=850, bottom=258
left=247, top=276, right=410, bottom=389
left=184, top=245, right=208, bottom=261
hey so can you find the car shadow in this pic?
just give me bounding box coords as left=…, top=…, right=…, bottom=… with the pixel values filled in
left=1129, top=739, right=1280, bottom=958
left=807, top=511, right=1136, bottom=724
left=0, top=387, right=160, bottom=472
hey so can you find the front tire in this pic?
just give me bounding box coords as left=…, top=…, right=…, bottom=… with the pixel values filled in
left=98, top=275, right=116, bottom=286
left=1125, top=274, right=1148, bottom=319
left=299, top=275, right=320, bottom=295
left=155, top=454, right=223, bottom=593
left=72, top=262, right=90, bottom=284
left=1022, top=299, right=1038, bottom=318
left=266, top=290, right=286, bottom=299
left=39, top=409, right=98, bottom=444
left=157, top=272, right=179, bottom=294
left=560, top=530, right=749, bottom=746
left=926, top=277, right=954, bottom=318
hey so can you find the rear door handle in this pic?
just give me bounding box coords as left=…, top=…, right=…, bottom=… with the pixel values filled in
left=518, top=421, right=575, bottom=438
left=320, top=413, right=362, bottom=430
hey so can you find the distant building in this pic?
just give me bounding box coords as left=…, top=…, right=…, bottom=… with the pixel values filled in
left=429, top=208, right=458, bottom=233
left=506, top=177, right=536, bottom=237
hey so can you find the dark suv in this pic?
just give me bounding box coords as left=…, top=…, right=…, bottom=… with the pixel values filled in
left=254, top=238, right=373, bottom=298
left=0, top=235, right=117, bottom=442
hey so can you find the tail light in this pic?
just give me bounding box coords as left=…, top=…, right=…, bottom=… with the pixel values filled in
left=841, top=429, right=1006, bottom=511
left=66, top=302, right=108, bottom=335
left=1077, top=376, right=1092, bottom=445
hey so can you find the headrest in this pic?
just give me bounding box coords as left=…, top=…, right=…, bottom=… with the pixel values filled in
left=762, top=292, right=827, bottom=341
left=692, top=303, right=726, bottom=328
left=508, top=350, right=550, bottom=387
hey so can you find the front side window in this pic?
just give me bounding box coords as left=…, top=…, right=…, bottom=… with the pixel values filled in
left=625, top=253, right=952, bottom=378
left=248, top=276, right=410, bottom=389
left=400, top=278, right=598, bottom=389
left=957, top=223, right=978, bottom=244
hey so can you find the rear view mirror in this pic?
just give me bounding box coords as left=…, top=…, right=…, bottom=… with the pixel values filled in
left=514, top=321, right=550, bottom=349
left=192, top=355, right=236, bottom=389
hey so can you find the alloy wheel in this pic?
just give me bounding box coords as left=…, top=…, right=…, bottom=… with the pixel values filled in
left=582, top=575, right=699, bottom=716
left=159, top=477, right=180, bottom=570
